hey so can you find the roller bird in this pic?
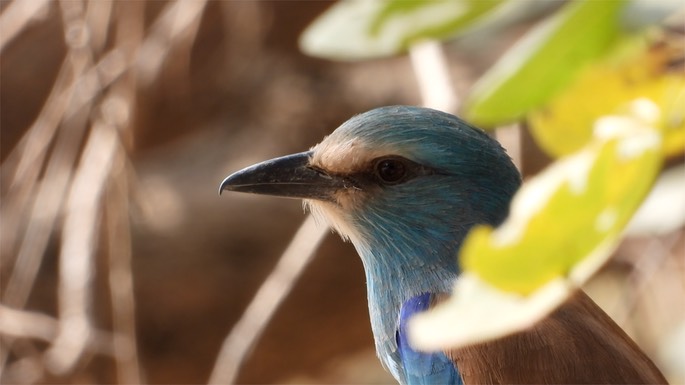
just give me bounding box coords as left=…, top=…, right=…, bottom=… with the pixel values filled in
left=220, top=106, right=667, bottom=384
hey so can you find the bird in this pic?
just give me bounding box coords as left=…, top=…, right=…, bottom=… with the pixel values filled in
left=219, top=106, right=667, bottom=384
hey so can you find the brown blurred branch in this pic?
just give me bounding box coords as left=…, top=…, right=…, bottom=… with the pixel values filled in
left=409, top=40, right=459, bottom=113
left=614, top=233, right=684, bottom=325
left=208, top=216, right=328, bottom=385
left=0, top=304, right=123, bottom=355
left=1, top=0, right=209, bottom=382
left=0, top=305, right=57, bottom=342
left=106, top=120, right=143, bottom=385
left=43, top=121, right=118, bottom=375
left=1, top=1, right=100, bottom=372
left=136, top=0, right=207, bottom=86
left=0, top=0, right=50, bottom=53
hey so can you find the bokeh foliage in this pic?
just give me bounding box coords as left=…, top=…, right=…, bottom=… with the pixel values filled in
left=301, top=0, right=684, bottom=346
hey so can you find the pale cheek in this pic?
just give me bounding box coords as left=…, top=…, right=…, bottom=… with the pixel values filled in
left=305, top=199, right=365, bottom=245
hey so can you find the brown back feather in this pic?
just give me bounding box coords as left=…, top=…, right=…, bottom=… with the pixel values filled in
left=447, top=290, right=668, bottom=384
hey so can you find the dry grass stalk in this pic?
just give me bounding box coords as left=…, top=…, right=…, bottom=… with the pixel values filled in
left=1, top=0, right=208, bottom=382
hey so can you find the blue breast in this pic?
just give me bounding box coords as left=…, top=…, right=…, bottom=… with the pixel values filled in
left=397, top=293, right=463, bottom=385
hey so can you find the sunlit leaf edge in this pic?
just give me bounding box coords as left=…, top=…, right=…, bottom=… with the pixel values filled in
left=460, top=123, right=663, bottom=295
left=528, top=30, right=685, bottom=158
left=299, top=0, right=507, bottom=61
left=463, top=0, right=626, bottom=127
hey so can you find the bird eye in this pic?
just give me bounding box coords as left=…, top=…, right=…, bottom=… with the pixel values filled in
left=374, top=158, right=407, bottom=184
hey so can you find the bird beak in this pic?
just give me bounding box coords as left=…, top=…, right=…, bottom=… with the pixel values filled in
left=219, top=151, right=346, bottom=201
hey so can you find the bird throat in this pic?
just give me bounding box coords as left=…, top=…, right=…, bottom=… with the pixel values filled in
left=305, top=196, right=461, bottom=377
left=353, top=234, right=459, bottom=379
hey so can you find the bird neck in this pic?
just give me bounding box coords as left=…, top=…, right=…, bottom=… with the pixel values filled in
left=352, top=236, right=460, bottom=379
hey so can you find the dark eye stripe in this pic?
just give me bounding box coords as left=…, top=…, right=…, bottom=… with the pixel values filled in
left=338, top=156, right=443, bottom=188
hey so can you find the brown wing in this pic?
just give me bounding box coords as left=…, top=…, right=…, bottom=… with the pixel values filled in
left=447, top=290, right=668, bottom=384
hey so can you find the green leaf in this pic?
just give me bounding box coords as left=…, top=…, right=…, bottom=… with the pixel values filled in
left=461, top=116, right=662, bottom=295
left=529, top=30, right=685, bottom=158
left=464, top=0, right=627, bottom=127
left=409, top=115, right=663, bottom=351
left=299, top=0, right=505, bottom=61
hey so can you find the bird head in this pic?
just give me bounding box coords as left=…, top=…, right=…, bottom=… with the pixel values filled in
left=220, top=106, right=520, bottom=274
left=221, top=106, right=521, bottom=380
left=218, top=107, right=669, bottom=385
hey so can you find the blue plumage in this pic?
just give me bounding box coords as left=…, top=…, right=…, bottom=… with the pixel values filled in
left=220, top=106, right=521, bottom=384
left=397, top=294, right=462, bottom=385
left=220, top=105, right=668, bottom=385
left=305, top=106, right=519, bottom=384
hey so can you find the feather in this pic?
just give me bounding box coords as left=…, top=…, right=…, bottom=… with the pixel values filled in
left=220, top=106, right=668, bottom=385
left=448, top=290, right=668, bottom=384
left=398, top=293, right=462, bottom=385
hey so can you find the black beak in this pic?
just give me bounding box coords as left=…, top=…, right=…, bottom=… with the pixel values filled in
left=219, top=151, right=347, bottom=201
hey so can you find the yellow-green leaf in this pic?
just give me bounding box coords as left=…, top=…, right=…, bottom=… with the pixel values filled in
left=463, top=0, right=626, bottom=127
left=529, top=30, right=685, bottom=158
left=461, top=118, right=662, bottom=295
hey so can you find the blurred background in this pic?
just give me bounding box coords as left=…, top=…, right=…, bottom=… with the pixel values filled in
left=1, top=1, right=683, bottom=384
